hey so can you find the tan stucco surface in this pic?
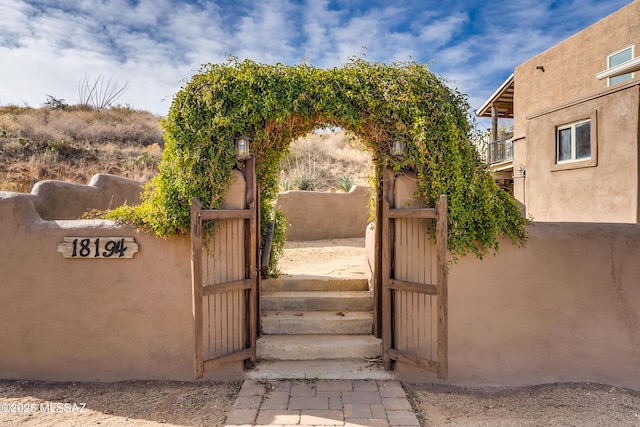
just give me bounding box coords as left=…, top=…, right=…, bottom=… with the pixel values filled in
left=372, top=221, right=640, bottom=390
left=513, top=0, right=639, bottom=138
left=2, top=175, right=640, bottom=388
left=443, top=222, right=640, bottom=389
left=30, top=174, right=143, bottom=220
left=508, top=1, right=640, bottom=221
left=277, top=186, right=371, bottom=241
left=0, top=178, right=243, bottom=382
left=523, top=84, right=640, bottom=222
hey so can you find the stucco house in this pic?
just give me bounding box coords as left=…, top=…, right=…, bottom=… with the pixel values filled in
left=477, top=0, right=640, bottom=222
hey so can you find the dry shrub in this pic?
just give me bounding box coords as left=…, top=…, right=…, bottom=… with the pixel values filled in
left=0, top=106, right=163, bottom=193
left=281, top=129, right=372, bottom=192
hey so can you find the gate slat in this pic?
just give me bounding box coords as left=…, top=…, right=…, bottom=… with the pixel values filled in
left=190, top=158, right=258, bottom=379
left=202, top=279, right=252, bottom=295
left=190, top=199, right=204, bottom=379
left=381, top=167, right=448, bottom=380
left=388, top=279, right=438, bottom=295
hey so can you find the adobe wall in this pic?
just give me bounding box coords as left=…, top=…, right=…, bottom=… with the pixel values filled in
left=3, top=172, right=640, bottom=388
left=30, top=174, right=144, bottom=220
left=431, top=222, right=640, bottom=390
left=386, top=178, right=640, bottom=390
left=277, top=186, right=371, bottom=241
left=0, top=174, right=245, bottom=382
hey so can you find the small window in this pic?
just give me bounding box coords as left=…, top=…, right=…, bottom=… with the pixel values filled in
left=608, top=46, right=634, bottom=86
left=556, top=119, right=591, bottom=163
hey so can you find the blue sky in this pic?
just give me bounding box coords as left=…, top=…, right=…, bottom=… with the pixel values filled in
left=0, top=0, right=633, bottom=119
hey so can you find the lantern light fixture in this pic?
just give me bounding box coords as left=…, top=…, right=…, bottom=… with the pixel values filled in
left=391, top=140, right=406, bottom=158
left=234, top=136, right=252, bottom=160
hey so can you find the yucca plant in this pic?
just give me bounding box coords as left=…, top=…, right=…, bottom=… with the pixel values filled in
left=336, top=175, right=354, bottom=192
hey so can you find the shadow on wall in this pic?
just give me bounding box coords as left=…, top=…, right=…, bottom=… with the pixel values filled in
left=277, top=185, right=371, bottom=241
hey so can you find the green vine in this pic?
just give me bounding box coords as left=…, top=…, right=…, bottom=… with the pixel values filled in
left=109, top=57, right=526, bottom=267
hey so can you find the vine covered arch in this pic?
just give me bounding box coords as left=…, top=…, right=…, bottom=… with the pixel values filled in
left=111, top=58, right=526, bottom=270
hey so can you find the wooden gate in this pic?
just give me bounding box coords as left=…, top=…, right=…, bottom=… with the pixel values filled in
left=380, top=167, right=448, bottom=379
left=190, top=159, right=258, bottom=379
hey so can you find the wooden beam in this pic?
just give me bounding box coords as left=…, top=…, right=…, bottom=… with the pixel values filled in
left=373, top=158, right=383, bottom=338
left=381, top=167, right=394, bottom=370
left=200, top=209, right=251, bottom=220
left=388, top=279, right=438, bottom=295
left=436, top=195, right=448, bottom=380
left=190, top=198, right=204, bottom=379
left=387, top=348, right=438, bottom=373
left=388, top=208, right=437, bottom=219
left=202, top=279, right=252, bottom=296
left=203, top=348, right=254, bottom=372
left=491, top=104, right=498, bottom=142
left=246, top=157, right=258, bottom=365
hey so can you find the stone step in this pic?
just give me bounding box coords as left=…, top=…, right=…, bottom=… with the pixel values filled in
left=261, top=310, right=373, bottom=335
left=261, top=291, right=373, bottom=311
left=257, top=334, right=382, bottom=360
left=245, top=359, right=395, bottom=380
left=262, top=277, right=369, bottom=292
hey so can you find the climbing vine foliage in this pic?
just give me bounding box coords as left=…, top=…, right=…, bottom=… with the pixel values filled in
left=110, top=57, right=526, bottom=264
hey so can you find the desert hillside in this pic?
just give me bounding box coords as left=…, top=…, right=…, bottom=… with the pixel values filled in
left=0, top=105, right=372, bottom=194
left=0, top=105, right=163, bottom=192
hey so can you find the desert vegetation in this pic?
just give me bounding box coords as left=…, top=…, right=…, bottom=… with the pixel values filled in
left=0, top=105, right=164, bottom=192
left=0, top=103, right=372, bottom=195
left=280, top=129, right=372, bottom=192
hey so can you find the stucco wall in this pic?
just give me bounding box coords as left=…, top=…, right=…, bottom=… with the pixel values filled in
left=513, top=0, right=639, bottom=138
left=277, top=186, right=371, bottom=241
left=436, top=221, right=640, bottom=390
left=2, top=174, right=640, bottom=388
left=0, top=176, right=244, bottom=382
left=369, top=174, right=640, bottom=389
left=30, top=173, right=143, bottom=220
left=375, top=219, right=640, bottom=389
left=522, top=84, right=640, bottom=222
left=510, top=1, right=640, bottom=219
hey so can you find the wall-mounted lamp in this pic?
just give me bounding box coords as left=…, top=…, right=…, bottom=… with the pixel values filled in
left=391, top=140, right=406, bottom=158
left=234, top=136, right=252, bottom=160
left=518, top=164, right=526, bottom=178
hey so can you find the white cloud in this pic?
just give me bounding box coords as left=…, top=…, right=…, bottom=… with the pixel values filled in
left=416, top=11, right=468, bottom=48
left=0, top=0, right=633, bottom=115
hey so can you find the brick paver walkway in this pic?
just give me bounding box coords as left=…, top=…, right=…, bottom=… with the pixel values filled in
left=225, top=379, right=420, bottom=427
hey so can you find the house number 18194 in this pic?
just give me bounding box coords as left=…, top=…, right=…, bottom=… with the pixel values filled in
left=57, top=237, right=139, bottom=259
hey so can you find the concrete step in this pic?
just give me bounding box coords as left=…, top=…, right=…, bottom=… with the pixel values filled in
left=262, top=277, right=369, bottom=292
left=257, top=334, right=382, bottom=360
left=245, top=359, right=395, bottom=380
left=261, top=291, right=373, bottom=311
left=261, top=310, right=373, bottom=335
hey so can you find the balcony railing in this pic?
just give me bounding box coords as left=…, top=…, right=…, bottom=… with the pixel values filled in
left=477, top=133, right=513, bottom=165
left=486, top=136, right=513, bottom=164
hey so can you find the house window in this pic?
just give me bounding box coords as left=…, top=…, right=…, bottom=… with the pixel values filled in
left=556, top=119, right=591, bottom=163
left=607, top=46, right=634, bottom=86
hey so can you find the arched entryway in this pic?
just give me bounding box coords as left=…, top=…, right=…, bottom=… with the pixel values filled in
left=113, top=58, right=527, bottom=381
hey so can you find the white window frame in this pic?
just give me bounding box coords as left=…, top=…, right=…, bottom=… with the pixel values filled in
left=556, top=119, right=591, bottom=164
left=607, top=45, right=634, bottom=86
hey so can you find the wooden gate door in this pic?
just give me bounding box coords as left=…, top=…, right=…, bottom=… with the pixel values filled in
left=190, top=158, right=258, bottom=379
left=380, top=167, right=448, bottom=379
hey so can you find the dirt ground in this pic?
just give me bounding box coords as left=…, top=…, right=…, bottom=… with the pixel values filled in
left=278, top=238, right=368, bottom=278
left=3, top=239, right=640, bottom=426
left=0, top=380, right=241, bottom=426
left=2, top=380, right=640, bottom=426
left=405, top=383, right=640, bottom=426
